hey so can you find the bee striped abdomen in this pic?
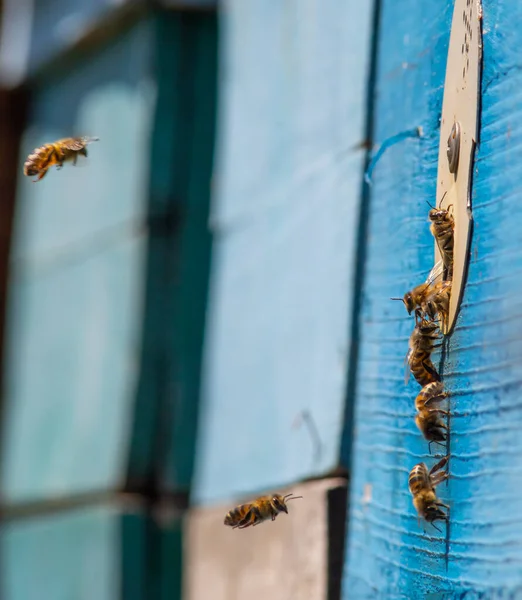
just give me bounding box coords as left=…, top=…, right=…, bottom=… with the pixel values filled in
left=23, top=145, right=54, bottom=176
left=415, top=381, right=446, bottom=409
left=410, top=350, right=440, bottom=387
left=408, top=463, right=430, bottom=495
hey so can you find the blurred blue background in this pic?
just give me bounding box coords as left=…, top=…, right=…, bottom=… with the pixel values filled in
left=1, top=1, right=522, bottom=599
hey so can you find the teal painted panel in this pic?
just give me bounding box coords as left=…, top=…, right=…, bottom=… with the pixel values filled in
left=1, top=20, right=156, bottom=503
left=2, top=506, right=123, bottom=600
left=146, top=516, right=182, bottom=600
left=12, top=21, right=156, bottom=263
left=193, top=0, right=375, bottom=504
left=126, top=12, right=217, bottom=494
left=1, top=233, right=145, bottom=503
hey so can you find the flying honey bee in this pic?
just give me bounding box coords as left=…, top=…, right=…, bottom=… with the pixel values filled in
left=428, top=193, right=455, bottom=278
left=23, top=136, right=99, bottom=182
left=392, top=260, right=445, bottom=320
left=408, top=456, right=449, bottom=531
left=415, top=381, right=449, bottom=451
left=405, top=316, right=441, bottom=386
left=224, top=493, right=303, bottom=530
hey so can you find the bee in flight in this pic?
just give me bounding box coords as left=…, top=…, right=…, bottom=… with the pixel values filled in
left=408, top=456, right=449, bottom=531
left=224, top=493, right=303, bottom=530
left=428, top=193, right=455, bottom=279
left=415, top=381, right=449, bottom=451
left=23, top=136, right=99, bottom=182
left=392, top=260, right=450, bottom=324
left=405, top=315, right=441, bottom=387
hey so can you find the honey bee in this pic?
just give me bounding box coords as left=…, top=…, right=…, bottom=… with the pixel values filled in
left=415, top=381, right=449, bottom=451
left=392, top=260, right=444, bottom=319
left=423, top=280, right=452, bottom=332
left=405, top=316, right=441, bottom=386
left=23, top=136, right=99, bottom=182
left=428, top=193, right=455, bottom=278
left=224, top=493, right=303, bottom=530
left=408, top=456, right=449, bottom=531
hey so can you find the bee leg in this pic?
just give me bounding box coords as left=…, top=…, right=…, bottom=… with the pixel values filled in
left=431, top=471, right=449, bottom=487
left=237, top=509, right=255, bottom=529
left=238, top=516, right=256, bottom=529
left=429, top=455, right=449, bottom=475
left=428, top=439, right=439, bottom=453
left=431, top=522, right=442, bottom=533
left=34, top=170, right=47, bottom=182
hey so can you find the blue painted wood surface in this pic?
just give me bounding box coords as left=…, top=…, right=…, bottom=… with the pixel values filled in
left=192, top=0, right=375, bottom=504
left=344, top=1, right=522, bottom=597
left=2, top=506, right=124, bottom=600
left=1, top=21, right=155, bottom=504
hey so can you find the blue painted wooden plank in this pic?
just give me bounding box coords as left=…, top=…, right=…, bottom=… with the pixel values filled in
left=2, top=506, right=123, bottom=600
left=344, top=1, right=522, bottom=597
left=192, top=0, right=374, bottom=505
left=1, top=233, right=145, bottom=503
left=2, top=505, right=150, bottom=600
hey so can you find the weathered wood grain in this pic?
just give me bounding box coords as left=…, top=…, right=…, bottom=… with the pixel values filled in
left=344, top=1, right=522, bottom=597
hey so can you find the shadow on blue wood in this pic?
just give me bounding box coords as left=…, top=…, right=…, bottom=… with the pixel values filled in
left=344, top=0, right=522, bottom=597
left=192, top=0, right=375, bottom=504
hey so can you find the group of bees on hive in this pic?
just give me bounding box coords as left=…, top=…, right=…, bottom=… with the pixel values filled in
left=392, top=194, right=455, bottom=531
left=23, top=135, right=303, bottom=531
left=25, top=136, right=456, bottom=534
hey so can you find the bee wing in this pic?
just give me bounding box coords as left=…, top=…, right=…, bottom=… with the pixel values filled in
left=425, top=260, right=444, bottom=286
left=59, top=137, right=99, bottom=151
left=404, top=348, right=412, bottom=384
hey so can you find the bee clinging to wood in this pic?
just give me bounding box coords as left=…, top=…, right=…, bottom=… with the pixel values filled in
left=392, top=260, right=445, bottom=320
left=423, top=280, right=452, bottom=333
left=428, top=193, right=455, bottom=278
left=409, top=456, right=449, bottom=531
left=23, top=136, right=99, bottom=182
left=405, top=315, right=441, bottom=386
left=415, top=381, right=449, bottom=451
left=224, top=493, right=303, bottom=530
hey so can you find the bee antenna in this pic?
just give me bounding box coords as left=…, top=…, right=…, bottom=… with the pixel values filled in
left=390, top=297, right=403, bottom=301
left=426, top=200, right=435, bottom=210
left=284, top=495, right=303, bottom=502
left=438, top=191, right=448, bottom=208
